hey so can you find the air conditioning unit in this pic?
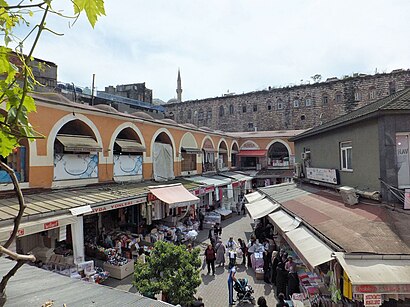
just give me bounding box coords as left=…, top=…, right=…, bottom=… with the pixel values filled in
left=339, top=186, right=359, bottom=206
left=301, top=152, right=311, bottom=160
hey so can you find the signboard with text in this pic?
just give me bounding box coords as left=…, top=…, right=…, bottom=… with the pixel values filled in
left=86, top=198, right=146, bottom=215
left=306, top=167, right=338, bottom=184
left=364, top=294, right=382, bottom=306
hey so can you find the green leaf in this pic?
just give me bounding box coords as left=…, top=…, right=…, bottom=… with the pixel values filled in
left=0, top=130, right=18, bottom=158
left=73, top=0, right=106, bottom=28
left=23, top=95, right=36, bottom=113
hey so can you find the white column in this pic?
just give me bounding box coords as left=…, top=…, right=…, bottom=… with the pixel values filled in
left=71, top=215, right=85, bottom=265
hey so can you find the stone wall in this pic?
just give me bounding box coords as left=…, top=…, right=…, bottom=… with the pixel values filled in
left=165, top=70, right=410, bottom=132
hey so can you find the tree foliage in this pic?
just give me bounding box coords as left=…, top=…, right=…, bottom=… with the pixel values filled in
left=0, top=0, right=104, bottom=302
left=0, top=0, right=105, bottom=158
left=133, top=241, right=202, bottom=306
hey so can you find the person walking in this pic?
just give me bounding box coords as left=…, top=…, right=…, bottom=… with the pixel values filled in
left=257, top=296, right=268, bottom=307
left=215, top=238, right=226, bottom=267
left=192, top=296, right=205, bottom=307
left=204, top=244, right=216, bottom=275
left=238, top=238, right=247, bottom=266
left=198, top=209, right=205, bottom=230
left=276, top=293, right=289, bottom=307
left=227, top=265, right=237, bottom=305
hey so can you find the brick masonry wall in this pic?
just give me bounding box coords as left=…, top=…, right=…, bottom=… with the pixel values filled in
left=165, top=70, right=410, bottom=132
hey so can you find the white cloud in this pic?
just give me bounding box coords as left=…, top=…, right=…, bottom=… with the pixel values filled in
left=17, top=0, right=410, bottom=101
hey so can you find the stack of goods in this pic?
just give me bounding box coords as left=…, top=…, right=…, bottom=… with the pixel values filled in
left=298, top=271, right=322, bottom=295
left=90, top=266, right=110, bottom=284
left=106, top=249, right=129, bottom=266
left=203, top=212, right=221, bottom=228
left=54, top=244, right=73, bottom=257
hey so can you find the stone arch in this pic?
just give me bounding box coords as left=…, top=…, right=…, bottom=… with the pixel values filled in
left=240, top=140, right=259, bottom=150
left=266, top=139, right=292, bottom=166
left=150, top=128, right=176, bottom=159
left=47, top=113, right=103, bottom=163
left=230, top=140, right=239, bottom=154
left=265, top=139, right=292, bottom=155
left=201, top=135, right=216, bottom=150
left=108, top=122, right=146, bottom=160
left=217, top=138, right=228, bottom=152
left=179, top=132, right=199, bottom=154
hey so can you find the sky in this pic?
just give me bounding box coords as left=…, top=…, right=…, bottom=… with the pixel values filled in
left=14, top=0, right=410, bottom=102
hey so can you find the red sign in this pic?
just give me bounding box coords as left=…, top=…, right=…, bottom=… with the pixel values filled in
left=364, top=294, right=382, bottom=306
left=193, top=186, right=215, bottom=196
left=10, top=229, right=25, bottom=237
left=44, top=220, right=59, bottom=230
left=354, top=284, right=410, bottom=294
left=232, top=181, right=241, bottom=188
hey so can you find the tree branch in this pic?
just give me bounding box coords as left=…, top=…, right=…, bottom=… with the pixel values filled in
left=3, top=2, right=46, bottom=10
left=0, top=246, right=35, bottom=262
left=0, top=161, right=27, bottom=249
left=0, top=260, right=25, bottom=298
left=14, top=4, right=49, bottom=126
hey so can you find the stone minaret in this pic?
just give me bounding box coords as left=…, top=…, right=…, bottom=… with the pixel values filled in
left=176, top=69, right=182, bottom=102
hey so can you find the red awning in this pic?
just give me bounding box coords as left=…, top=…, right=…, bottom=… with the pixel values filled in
left=149, top=183, right=199, bottom=208
left=237, top=150, right=267, bottom=157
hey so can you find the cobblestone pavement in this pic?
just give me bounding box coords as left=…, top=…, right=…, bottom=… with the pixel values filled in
left=195, top=214, right=278, bottom=307
left=104, top=214, right=278, bottom=307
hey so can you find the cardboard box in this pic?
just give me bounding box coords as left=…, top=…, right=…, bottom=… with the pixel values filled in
left=103, top=259, right=134, bottom=280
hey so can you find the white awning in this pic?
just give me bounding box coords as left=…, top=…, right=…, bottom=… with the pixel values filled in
left=185, top=176, right=229, bottom=187
left=149, top=183, right=199, bottom=209
left=115, top=139, right=146, bottom=153
left=245, top=191, right=264, bottom=203
left=181, top=147, right=202, bottom=154
left=56, top=134, right=102, bottom=152
left=0, top=214, right=78, bottom=242
left=284, top=226, right=334, bottom=271
left=334, top=252, right=410, bottom=285
left=245, top=198, right=279, bottom=220
left=267, top=210, right=301, bottom=233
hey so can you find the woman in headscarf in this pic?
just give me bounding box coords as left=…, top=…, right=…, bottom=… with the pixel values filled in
left=215, top=238, right=226, bottom=267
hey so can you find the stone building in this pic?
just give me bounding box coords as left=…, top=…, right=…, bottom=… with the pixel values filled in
left=165, top=69, right=410, bottom=132
left=104, top=82, right=153, bottom=103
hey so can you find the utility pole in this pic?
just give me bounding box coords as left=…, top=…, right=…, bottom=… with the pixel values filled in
left=91, top=73, right=95, bottom=106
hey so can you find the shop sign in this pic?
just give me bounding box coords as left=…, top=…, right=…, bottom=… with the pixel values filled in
left=44, top=220, right=59, bottom=230
left=364, top=294, right=382, bottom=306
left=354, top=284, right=410, bottom=294
left=88, top=197, right=146, bottom=215
left=306, top=167, right=338, bottom=184
left=232, top=181, right=241, bottom=188
left=193, top=186, right=215, bottom=196
left=10, top=229, right=25, bottom=237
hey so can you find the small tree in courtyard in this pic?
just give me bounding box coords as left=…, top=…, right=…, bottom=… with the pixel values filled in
left=133, top=241, right=202, bottom=306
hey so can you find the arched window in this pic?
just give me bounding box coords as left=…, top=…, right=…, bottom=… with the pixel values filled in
left=268, top=142, right=290, bottom=167
left=187, top=109, right=192, bottom=120
left=229, top=105, right=234, bottom=115
left=198, top=109, right=204, bottom=121
left=207, top=109, right=212, bottom=120
left=301, top=115, right=306, bottom=121
left=219, top=106, right=225, bottom=117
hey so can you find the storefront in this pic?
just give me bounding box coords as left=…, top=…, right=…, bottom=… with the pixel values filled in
left=334, top=252, right=410, bottom=306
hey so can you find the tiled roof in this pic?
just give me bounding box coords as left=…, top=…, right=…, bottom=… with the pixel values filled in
left=291, top=88, right=410, bottom=140
left=227, top=130, right=306, bottom=138
left=0, top=179, right=202, bottom=223
left=260, top=183, right=410, bottom=255
left=0, top=258, right=174, bottom=306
